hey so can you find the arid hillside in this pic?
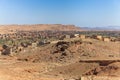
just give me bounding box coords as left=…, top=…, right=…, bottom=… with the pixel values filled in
left=0, top=26, right=119, bottom=80
left=0, top=38, right=119, bottom=80
left=0, top=24, right=81, bottom=34
left=0, top=35, right=119, bottom=80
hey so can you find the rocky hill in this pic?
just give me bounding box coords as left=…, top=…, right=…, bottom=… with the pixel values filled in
left=0, top=24, right=81, bottom=34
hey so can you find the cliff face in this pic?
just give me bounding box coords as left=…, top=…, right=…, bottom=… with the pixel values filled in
left=0, top=24, right=81, bottom=34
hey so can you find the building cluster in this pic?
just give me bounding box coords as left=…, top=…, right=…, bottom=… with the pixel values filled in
left=0, top=31, right=119, bottom=56
left=92, top=35, right=120, bottom=42
left=63, top=34, right=119, bottom=42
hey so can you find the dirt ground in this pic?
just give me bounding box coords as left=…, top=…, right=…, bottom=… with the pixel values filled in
left=0, top=38, right=119, bottom=80
left=0, top=56, right=99, bottom=80
left=0, top=56, right=64, bottom=80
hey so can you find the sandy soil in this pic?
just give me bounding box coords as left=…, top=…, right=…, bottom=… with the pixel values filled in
left=0, top=38, right=119, bottom=80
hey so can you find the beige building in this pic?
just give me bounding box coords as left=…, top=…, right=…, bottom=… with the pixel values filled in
left=74, top=34, right=79, bottom=38
left=80, top=35, right=86, bottom=39
left=65, top=35, right=71, bottom=39
left=32, top=43, right=37, bottom=48
left=96, top=35, right=103, bottom=40
left=103, top=38, right=110, bottom=42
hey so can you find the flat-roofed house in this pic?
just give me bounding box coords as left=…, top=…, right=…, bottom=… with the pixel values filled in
left=96, top=35, right=103, bottom=40
left=74, top=34, right=79, bottom=38
left=103, top=37, right=110, bottom=42
left=80, top=35, right=86, bottom=39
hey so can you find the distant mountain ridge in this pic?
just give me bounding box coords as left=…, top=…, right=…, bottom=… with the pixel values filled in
left=81, top=26, right=120, bottom=31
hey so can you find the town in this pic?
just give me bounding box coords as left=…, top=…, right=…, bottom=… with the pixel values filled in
left=1, top=0, right=120, bottom=79
left=0, top=30, right=119, bottom=56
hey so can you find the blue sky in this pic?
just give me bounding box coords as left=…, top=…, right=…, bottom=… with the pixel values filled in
left=0, top=0, right=120, bottom=27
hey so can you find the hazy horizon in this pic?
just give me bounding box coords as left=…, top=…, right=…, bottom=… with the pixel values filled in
left=0, top=0, right=120, bottom=28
